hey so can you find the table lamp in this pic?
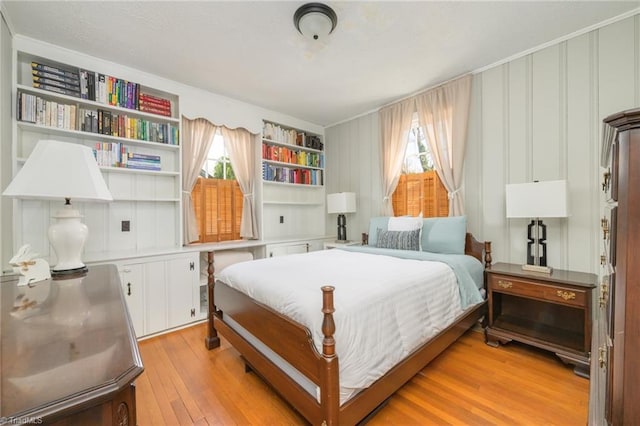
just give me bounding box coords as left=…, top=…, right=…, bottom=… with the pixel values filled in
left=327, top=192, right=356, bottom=242
left=3, top=140, right=113, bottom=275
left=505, top=180, right=569, bottom=274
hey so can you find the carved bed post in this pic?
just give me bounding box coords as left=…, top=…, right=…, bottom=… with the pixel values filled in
left=205, top=251, right=220, bottom=349
left=320, top=286, right=340, bottom=426
left=484, top=241, right=492, bottom=268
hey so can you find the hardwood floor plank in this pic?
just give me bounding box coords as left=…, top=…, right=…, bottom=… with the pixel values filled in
left=135, top=323, right=588, bottom=425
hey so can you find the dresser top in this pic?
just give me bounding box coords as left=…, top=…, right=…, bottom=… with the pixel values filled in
left=487, top=262, right=597, bottom=288
left=1, top=264, right=143, bottom=422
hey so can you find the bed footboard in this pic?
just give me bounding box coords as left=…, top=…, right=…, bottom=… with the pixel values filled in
left=213, top=281, right=340, bottom=425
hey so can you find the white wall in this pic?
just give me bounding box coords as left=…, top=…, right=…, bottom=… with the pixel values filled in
left=324, top=111, right=381, bottom=242
left=327, top=14, right=640, bottom=274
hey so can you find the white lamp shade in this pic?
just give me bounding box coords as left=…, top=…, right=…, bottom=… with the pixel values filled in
left=327, top=192, right=356, bottom=214
left=2, top=140, right=113, bottom=202
left=505, top=180, right=569, bottom=218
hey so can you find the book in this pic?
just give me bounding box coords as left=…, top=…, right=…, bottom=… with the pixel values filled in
left=31, top=69, right=80, bottom=85
left=31, top=62, right=79, bottom=80
left=32, top=82, right=80, bottom=97
left=32, top=75, right=80, bottom=92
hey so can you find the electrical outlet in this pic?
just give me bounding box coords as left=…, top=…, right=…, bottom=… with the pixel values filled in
left=121, top=220, right=130, bottom=232
left=279, top=216, right=284, bottom=224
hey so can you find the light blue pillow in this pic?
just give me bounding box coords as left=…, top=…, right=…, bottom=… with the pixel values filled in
left=421, top=216, right=467, bottom=254
left=367, top=217, right=389, bottom=247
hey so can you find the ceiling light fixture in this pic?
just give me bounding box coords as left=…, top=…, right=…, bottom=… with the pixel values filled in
left=294, top=3, right=338, bottom=41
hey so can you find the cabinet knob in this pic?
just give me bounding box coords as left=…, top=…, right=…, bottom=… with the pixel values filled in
left=190, top=308, right=195, bottom=317
left=189, top=261, right=195, bottom=271
left=556, top=290, right=576, bottom=301
left=122, top=268, right=131, bottom=273
left=497, top=280, right=513, bottom=289
left=127, top=282, right=131, bottom=296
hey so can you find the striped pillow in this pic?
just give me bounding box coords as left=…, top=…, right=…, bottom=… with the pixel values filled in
left=376, top=228, right=421, bottom=251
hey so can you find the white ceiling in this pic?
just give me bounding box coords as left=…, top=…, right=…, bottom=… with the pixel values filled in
left=2, top=1, right=639, bottom=126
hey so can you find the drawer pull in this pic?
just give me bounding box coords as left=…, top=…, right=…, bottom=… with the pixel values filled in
left=599, top=345, right=607, bottom=369
left=556, top=290, right=576, bottom=301
left=497, top=280, right=513, bottom=289
left=601, top=217, right=609, bottom=240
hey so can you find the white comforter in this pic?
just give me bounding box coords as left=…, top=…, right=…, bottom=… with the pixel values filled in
left=218, top=248, right=466, bottom=403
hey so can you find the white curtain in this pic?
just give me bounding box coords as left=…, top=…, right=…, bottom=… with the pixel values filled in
left=415, top=75, right=472, bottom=216
left=379, top=98, right=415, bottom=216
left=181, top=117, right=219, bottom=244
left=221, top=126, right=258, bottom=239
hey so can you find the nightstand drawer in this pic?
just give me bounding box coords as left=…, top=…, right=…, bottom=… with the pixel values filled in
left=488, top=274, right=586, bottom=308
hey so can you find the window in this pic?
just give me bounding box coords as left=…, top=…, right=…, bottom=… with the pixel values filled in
left=392, top=118, right=449, bottom=217
left=191, top=132, right=243, bottom=242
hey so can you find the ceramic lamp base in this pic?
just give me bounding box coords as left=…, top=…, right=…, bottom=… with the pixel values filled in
left=48, top=203, right=88, bottom=273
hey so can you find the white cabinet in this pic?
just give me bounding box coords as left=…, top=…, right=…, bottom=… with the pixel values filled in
left=114, top=252, right=200, bottom=338
left=266, top=242, right=309, bottom=258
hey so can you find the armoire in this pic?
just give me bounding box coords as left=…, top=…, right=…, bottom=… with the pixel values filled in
left=590, top=108, right=640, bottom=424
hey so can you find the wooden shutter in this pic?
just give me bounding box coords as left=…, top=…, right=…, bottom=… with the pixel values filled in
left=392, top=171, right=448, bottom=218
left=191, top=177, right=242, bottom=242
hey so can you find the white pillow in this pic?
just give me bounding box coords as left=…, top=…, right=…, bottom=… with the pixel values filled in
left=388, top=216, right=423, bottom=250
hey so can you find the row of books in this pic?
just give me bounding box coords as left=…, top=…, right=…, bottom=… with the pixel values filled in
left=93, top=142, right=161, bottom=171
left=30, top=61, right=173, bottom=118
left=262, top=164, right=323, bottom=186
left=17, top=91, right=179, bottom=145
left=262, top=122, right=302, bottom=145
left=18, top=92, right=77, bottom=130
left=78, top=107, right=179, bottom=145
left=262, top=143, right=324, bottom=168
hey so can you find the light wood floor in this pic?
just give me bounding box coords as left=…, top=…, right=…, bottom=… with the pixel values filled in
left=135, top=323, right=589, bottom=425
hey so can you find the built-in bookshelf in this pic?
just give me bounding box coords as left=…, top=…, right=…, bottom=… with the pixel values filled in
left=260, top=121, right=326, bottom=240
left=261, top=121, right=324, bottom=186
left=11, top=50, right=182, bottom=260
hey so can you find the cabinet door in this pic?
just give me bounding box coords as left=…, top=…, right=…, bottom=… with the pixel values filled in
left=144, top=261, right=168, bottom=335
left=267, top=243, right=309, bottom=257
left=166, top=254, right=199, bottom=328
left=118, top=264, right=144, bottom=337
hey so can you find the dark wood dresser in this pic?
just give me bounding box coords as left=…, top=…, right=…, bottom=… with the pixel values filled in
left=590, top=109, right=640, bottom=425
left=1, top=264, right=143, bottom=425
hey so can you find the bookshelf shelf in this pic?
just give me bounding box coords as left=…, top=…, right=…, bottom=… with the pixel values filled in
left=262, top=159, right=323, bottom=171
left=262, top=138, right=323, bottom=154
left=17, top=121, right=180, bottom=151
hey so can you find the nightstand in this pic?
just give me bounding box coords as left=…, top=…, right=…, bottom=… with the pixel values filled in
left=323, top=241, right=361, bottom=249
left=485, top=262, right=597, bottom=378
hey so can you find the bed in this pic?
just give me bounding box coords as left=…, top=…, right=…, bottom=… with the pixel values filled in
left=204, top=216, right=492, bottom=425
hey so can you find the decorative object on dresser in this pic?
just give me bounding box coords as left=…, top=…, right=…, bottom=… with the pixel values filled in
left=293, top=2, right=338, bottom=42
left=505, top=179, right=569, bottom=274
left=327, top=192, right=356, bottom=242
left=589, top=109, right=640, bottom=425
left=485, top=262, right=596, bottom=378
left=2, top=140, right=113, bottom=275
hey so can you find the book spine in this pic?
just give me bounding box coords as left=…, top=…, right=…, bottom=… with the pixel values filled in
left=31, top=69, right=80, bottom=85
left=32, top=82, right=80, bottom=97
left=31, top=62, right=79, bottom=80
left=32, top=75, right=80, bottom=91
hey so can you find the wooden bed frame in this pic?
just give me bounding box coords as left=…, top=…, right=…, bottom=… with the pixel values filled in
left=205, top=233, right=492, bottom=425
